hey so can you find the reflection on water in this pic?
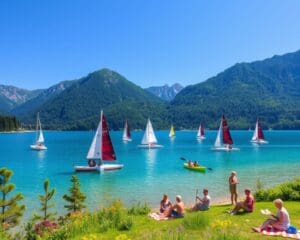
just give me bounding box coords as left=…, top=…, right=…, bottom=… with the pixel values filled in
left=144, top=149, right=157, bottom=185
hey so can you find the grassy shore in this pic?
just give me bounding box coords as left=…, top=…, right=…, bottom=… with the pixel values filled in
left=8, top=201, right=297, bottom=240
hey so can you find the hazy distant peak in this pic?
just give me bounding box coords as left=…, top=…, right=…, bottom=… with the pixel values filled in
left=145, top=83, right=184, bottom=101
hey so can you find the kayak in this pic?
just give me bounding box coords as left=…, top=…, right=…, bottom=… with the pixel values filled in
left=183, top=163, right=206, bottom=172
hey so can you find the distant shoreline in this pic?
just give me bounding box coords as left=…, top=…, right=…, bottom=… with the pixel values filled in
left=0, top=130, right=34, bottom=133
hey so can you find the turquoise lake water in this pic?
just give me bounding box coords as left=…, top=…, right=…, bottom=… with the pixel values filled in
left=0, top=130, right=300, bottom=219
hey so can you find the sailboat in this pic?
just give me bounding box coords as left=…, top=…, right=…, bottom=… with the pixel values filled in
left=30, top=112, right=47, bottom=150
left=122, top=120, right=132, bottom=142
left=251, top=119, right=268, bottom=144
left=169, top=124, right=175, bottom=138
left=75, top=111, right=123, bottom=172
left=196, top=123, right=205, bottom=140
left=211, top=114, right=239, bottom=151
left=138, top=118, right=163, bottom=149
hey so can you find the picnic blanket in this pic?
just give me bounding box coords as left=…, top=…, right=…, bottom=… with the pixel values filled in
left=261, top=227, right=300, bottom=239
left=148, top=212, right=169, bottom=221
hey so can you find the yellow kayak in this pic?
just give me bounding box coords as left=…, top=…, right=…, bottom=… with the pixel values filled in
left=184, top=163, right=206, bottom=172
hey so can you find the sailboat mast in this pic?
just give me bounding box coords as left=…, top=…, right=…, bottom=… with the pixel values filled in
left=35, top=112, right=39, bottom=142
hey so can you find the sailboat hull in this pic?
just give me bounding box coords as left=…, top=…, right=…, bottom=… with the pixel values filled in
left=211, top=146, right=240, bottom=151
left=138, top=144, right=163, bottom=149
left=30, top=144, right=47, bottom=150
left=197, top=136, right=206, bottom=140
left=251, top=139, right=268, bottom=144
left=123, top=138, right=132, bottom=142
left=74, top=164, right=124, bottom=172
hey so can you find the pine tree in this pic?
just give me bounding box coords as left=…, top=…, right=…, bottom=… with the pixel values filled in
left=34, top=179, right=56, bottom=221
left=0, top=168, right=25, bottom=229
left=63, top=175, right=86, bottom=213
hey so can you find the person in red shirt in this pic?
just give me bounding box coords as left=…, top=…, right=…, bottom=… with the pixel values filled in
left=229, top=189, right=254, bottom=215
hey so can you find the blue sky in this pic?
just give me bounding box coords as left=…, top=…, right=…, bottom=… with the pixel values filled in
left=1, top=0, right=300, bottom=90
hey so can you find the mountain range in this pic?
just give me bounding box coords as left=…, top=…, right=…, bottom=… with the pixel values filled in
left=0, top=49, right=300, bottom=130
left=145, top=83, right=183, bottom=101
left=170, top=50, right=300, bottom=129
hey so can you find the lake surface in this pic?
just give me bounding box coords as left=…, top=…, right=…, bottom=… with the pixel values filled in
left=1, top=130, right=300, bottom=219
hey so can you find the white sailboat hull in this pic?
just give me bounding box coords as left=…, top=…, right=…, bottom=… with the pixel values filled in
left=74, top=163, right=124, bottom=172
left=211, top=146, right=240, bottom=151
left=122, top=137, right=132, bottom=142
left=138, top=144, right=163, bottom=149
left=30, top=144, right=47, bottom=150
left=251, top=139, right=268, bottom=144
left=197, top=136, right=206, bottom=140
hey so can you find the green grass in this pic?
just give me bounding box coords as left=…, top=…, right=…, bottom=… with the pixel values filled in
left=4, top=201, right=300, bottom=239
left=68, top=201, right=300, bottom=240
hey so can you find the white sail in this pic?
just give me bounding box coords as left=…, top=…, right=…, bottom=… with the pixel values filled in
left=141, top=119, right=158, bottom=144
left=37, top=117, right=44, bottom=143
left=122, top=124, right=127, bottom=140
left=122, top=121, right=131, bottom=141
left=252, top=121, right=258, bottom=141
left=37, top=129, right=44, bottom=143
left=197, top=125, right=201, bottom=138
left=214, top=120, right=222, bottom=147
left=87, top=112, right=102, bottom=160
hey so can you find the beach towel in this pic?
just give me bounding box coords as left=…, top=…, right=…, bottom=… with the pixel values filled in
left=148, top=212, right=169, bottom=221
left=261, top=227, right=300, bottom=239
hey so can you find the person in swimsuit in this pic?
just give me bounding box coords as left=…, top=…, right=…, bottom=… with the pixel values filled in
left=229, top=189, right=254, bottom=215
left=160, top=195, right=185, bottom=218
left=160, top=194, right=172, bottom=213
left=252, top=199, right=290, bottom=232
left=229, top=171, right=238, bottom=205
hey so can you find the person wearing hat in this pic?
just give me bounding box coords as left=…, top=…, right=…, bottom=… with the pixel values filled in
left=160, top=195, right=185, bottom=218
left=229, top=171, right=239, bottom=205
left=228, top=188, right=254, bottom=215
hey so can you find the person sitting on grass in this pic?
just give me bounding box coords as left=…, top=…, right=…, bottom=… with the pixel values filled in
left=228, top=188, right=254, bottom=215
left=252, top=198, right=290, bottom=232
left=160, top=194, right=172, bottom=213
left=192, top=188, right=211, bottom=211
left=160, top=195, right=185, bottom=218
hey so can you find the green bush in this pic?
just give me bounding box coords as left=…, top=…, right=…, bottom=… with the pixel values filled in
left=117, top=217, right=133, bottom=231
left=96, top=200, right=133, bottom=232
left=255, top=178, right=300, bottom=201
left=128, top=202, right=151, bottom=215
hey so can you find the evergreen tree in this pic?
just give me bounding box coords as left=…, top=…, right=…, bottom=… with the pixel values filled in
left=0, top=168, right=25, bottom=229
left=34, top=179, right=56, bottom=221
left=63, top=175, right=86, bottom=213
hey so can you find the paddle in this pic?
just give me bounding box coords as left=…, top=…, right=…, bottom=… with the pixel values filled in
left=180, top=157, right=213, bottom=171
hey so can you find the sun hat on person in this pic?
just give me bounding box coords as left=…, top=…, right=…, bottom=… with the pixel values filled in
left=176, top=195, right=182, bottom=201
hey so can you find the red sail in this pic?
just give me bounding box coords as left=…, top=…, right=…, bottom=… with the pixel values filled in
left=200, top=124, right=204, bottom=136
left=257, top=121, right=265, bottom=140
left=101, top=114, right=116, bottom=161
left=222, top=115, right=233, bottom=145
left=126, top=121, right=131, bottom=138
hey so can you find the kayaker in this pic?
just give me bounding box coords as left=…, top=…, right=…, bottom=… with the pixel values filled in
left=188, top=160, right=193, bottom=167
left=193, top=161, right=199, bottom=167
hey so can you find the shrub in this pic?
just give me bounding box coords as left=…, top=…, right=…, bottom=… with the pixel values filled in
left=255, top=178, right=300, bottom=201
left=128, top=202, right=151, bottom=215
left=117, top=217, right=133, bottom=231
